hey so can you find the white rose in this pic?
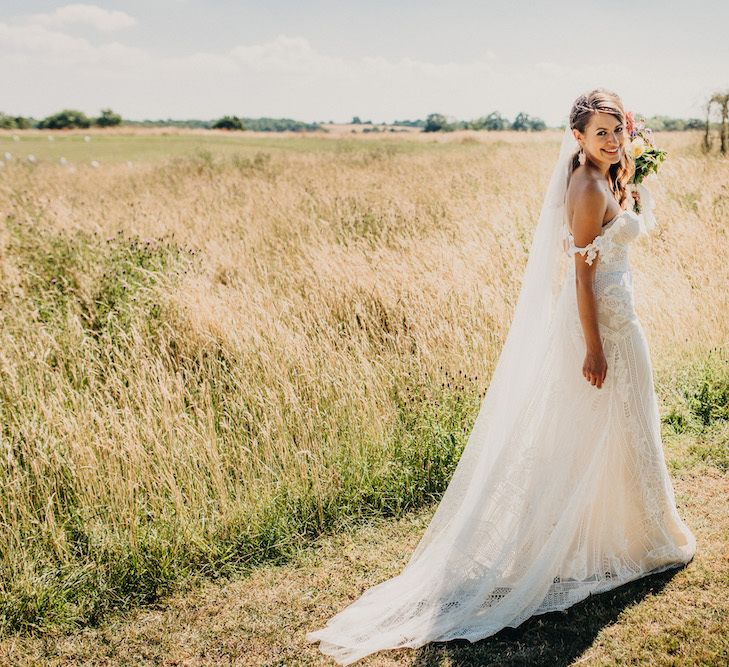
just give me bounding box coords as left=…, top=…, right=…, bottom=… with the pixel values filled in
left=631, top=136, right=646, bottom=158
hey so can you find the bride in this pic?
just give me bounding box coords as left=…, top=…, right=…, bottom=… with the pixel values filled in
left=305, top=88, right=696, bottom=665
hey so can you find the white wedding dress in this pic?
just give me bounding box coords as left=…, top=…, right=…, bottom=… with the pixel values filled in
left=306, top=132, right=696, bottom=665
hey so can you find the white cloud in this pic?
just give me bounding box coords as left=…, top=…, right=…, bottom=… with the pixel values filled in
left=229, top=35, right=498, bottom=80
left=0, top=21, right=90, bottom=57
left=0, top=21, right=145, bottom=65
left=230, top=35, right=321, bottom=73
left=28, top=3, right=136, bottom=32
left=0, top=18, right=721, bottom=125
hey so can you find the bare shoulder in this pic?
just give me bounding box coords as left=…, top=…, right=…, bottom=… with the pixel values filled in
left=566, top=168, right=608, bottom=245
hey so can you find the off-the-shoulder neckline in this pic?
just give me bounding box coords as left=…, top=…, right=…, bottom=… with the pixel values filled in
left=564, top=208, right=638, bottom=239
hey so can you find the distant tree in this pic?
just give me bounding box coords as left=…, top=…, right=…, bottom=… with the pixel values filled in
left=488, top=112, right=509, bottom=130
left=510, top=112, right=545, bottom=131
left=511, top=112, right=530, bottom=131
left=703, top=90, right=728, bottom=155
left=238, top=117, right=321, bottom=132
left=646, top=115, right=686, bottom=131
left=38, top=109, right=91, bottom=129
left=424, top=113, right=450, bottom=132
left=392, top=118, right=426, bottom=128
left=470, top=111, right=509, bottom=131
left=95, top=108, right=122, bottom=127
left=0, top=114, right=33, bottom=129
left=644, top=115, right=707, bottom=132
left=212, top=115, right=245, bottom=130
left=351, top=116, right=362, bottom=124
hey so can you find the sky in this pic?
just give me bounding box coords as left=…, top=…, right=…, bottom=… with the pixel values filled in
left=1, top=1, right=727, bottom=127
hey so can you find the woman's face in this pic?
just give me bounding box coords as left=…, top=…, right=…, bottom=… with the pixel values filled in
left=573, top=112, right=625, bottom=168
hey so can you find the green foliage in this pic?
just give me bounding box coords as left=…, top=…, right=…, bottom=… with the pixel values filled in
left=645, top=115, right=707, bottom=131
left=663, top=350, right=729, bottom=431
left=423, top=111, right=546, bottom=132
left=124, top=118, right=214, bottom=129
left=95, top=108, right=122, bottom=127
left=0, top=113, right=33, bottom=129
left=469, top=112, right=510, bottom=131
left=686, top=369, right=729, bottom=427
left=212, top=115, right=245, bottom=130
left=38, top=109, right=92, bottom=129
left=511, top=112, right=546, bottom=131
left=662, top=348, right=729, bottom=473
left=663, top=410, right=687, bottom=434
left=238, top=117, right=322, bottom=132
left=633, top=147, right=668, bottom=184
left=392, top=118, right=426, bottom=128
left=424, top=113, right=451, bottom=132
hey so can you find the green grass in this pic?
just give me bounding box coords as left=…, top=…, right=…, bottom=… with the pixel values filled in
left=659, top=348, right=729, bottom=475
left=0, top=131, right=480, bottom=165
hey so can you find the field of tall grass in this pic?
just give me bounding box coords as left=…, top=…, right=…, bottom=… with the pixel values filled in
left=0, top=128, right=726, bottom=639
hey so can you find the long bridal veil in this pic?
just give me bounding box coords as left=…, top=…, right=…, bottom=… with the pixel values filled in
left=305, top=126, right=688, bottom=665
left=404, top=125, right=579, bottom=569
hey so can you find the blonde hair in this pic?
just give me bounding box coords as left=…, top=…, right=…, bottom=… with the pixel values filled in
left=569, top=88, right=634, bottom=210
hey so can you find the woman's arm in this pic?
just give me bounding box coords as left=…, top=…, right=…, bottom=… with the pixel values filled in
left=570, top=181, right=609, bottom=389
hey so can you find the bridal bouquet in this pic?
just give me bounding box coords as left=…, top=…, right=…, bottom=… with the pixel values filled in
left=626, top=111, right=666, bottom=214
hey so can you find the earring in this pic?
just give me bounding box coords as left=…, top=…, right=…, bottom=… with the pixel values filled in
left=578, top=148, right=586, bottom=166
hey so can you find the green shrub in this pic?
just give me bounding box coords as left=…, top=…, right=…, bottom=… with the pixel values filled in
left=37, top=109, right=92, bottom=129
left=95, top=108, right=122, bottom=127
left=212, top=115, right=245, bottom=130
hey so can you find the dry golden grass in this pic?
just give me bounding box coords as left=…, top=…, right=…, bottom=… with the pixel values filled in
left=0, top=129, right=726, bottom=658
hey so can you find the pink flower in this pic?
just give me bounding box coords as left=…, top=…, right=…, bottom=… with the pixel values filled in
left=626, top=111, right=635, bottom=136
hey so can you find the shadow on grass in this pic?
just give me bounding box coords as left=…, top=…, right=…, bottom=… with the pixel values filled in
left=407, top=564, right=688, bottom=667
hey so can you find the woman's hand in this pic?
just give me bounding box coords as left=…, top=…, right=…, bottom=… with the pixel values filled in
left=583, top=349, right=608, bottom=388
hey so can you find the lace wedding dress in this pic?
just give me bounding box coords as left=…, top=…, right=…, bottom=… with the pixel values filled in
left=305, top=129, right=696, bottom=665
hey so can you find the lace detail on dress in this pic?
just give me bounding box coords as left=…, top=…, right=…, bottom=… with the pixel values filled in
left=563, top=210, right=643, bottom=269
left=305, top=198, right=695, bottom=667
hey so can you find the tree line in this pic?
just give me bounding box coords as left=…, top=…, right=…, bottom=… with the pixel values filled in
left=0, top=109, right=321, bottom=132
left=0, top=108, right=123, bottom=129
left=0, top=108, right=710, bottom=133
